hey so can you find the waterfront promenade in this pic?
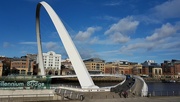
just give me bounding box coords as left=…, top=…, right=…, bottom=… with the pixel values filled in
left=81, top=96, right=180, bottom=102
left=1, top=89, right=180, bottom=102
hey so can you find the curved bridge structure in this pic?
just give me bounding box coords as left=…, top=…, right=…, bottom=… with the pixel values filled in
left=35, top=1, right=148, bottom=96
left=36, top=1, right=98, bottom=89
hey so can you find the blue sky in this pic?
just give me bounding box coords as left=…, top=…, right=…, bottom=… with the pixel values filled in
left=0, top=0, right=180, bottom=64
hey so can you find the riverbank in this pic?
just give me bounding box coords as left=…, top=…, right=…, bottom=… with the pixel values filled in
left=144, top=78, right=180, bottom=83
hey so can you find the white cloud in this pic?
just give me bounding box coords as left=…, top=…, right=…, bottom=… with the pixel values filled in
left=109, top=32, right=130, bottom=43
left=105, top=16, right=139, bottom=43
left=105, top=16, right=139, bottom=35
left=97, top=15, right=119, bottom=21
left=152, top=0, right=180, bottom=19
left=120, top=22, right=180, bottom=54
left=19, top=42, right=36, bottom=45
left=45, top=42, right=60, bottom=51
left=75, top=26, right=101, bottom=41
left=3, top=42, right=13, bottom=48
left=104, top=1, right=121, bottom=6
left=146, top=23, right=176, bottom=41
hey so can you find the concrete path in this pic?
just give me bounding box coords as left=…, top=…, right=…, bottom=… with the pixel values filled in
left=82, top=96, right=180, bottom=102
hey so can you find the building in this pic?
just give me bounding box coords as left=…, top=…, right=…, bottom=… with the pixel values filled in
left=105, top=61, right=128, bottom=74
left=83, top=58, right=105, bottom=74
left=141, top=60, right=161, bottom=77
left=61, top=59, right=73, bottom=75
left=129, top=62, right=142, bottom=75
left=61, top=59, right=73, bottom=69
left=43, top=51, right=61, bottom=75
left=161, top=59, right=180, bottom=78
left=105, top=61, right=142, bottom=75
left=0, top=57, right=12, bottom=76
left=0, top=61, right=3, bottom=76
left=152, top=68, right=163, bottom=78
left=10, top=56, right=34, bottom=75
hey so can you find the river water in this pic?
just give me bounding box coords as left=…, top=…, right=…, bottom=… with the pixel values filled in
left=147, top=82, right=180, bottom=92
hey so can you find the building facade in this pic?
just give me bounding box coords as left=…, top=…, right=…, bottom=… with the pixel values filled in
left=105, top=61, right=142, bottom=75
left=141, top=60, right=161, bottom=77
left=10, top=56, right=34, bottom=75
left=129, top=62, right=142, bottom=75
left=105, top=61, right=128, bottom=74
left=84, top=58, right=105, bottom=74
left=43, top=51, right=61, bottom=75
left=0, top=61, right=3, bottom=76
left=152, top=67, right=163, bottom=78
left=161, top=59, right=180, bottom=78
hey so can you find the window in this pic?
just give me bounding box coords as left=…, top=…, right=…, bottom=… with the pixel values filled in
left=159, top=70, right=161, bottom=75
left=155, top=69, right=157, bottom=74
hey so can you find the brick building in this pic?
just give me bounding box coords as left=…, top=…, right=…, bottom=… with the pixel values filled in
left=141, top=60, right=161, bottom=77
left=105, top=61, right=142, bottom=75
left=84, top=58, right=105, bottom=74
left=161, top=59, right=180, bottom=78
left=0, top=61, right=3, bottom=76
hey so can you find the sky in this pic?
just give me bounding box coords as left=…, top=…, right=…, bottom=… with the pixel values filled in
left=0, top=0, right=180, bottom=64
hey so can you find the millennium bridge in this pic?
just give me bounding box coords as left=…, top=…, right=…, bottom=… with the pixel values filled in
left=0, top=1, right=148, bottom=101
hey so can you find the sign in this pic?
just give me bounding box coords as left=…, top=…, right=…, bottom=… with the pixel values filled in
left=0, top=81, right=45, bottom=88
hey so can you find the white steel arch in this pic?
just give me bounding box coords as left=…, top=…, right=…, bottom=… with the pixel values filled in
left=36, top=1, right=98, bottom=89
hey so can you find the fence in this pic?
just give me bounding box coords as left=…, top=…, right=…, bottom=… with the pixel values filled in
left=0, top=94, right=53, bottom=102
left=148, top=91, right=180, bottom=97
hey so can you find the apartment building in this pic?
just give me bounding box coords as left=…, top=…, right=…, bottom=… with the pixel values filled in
left=105, top=61, right=142, bottom=75
left=43, top=51, right=61, bottom=75
left=84, top=58, right=105, bottom=74
left=105, top=61, right=128, bottom=74
left=161, top=59, right=180, bottom=78
left=0, top=61, right=3, bottom=76
left=152, top=68, right=163, bottom=78
left=142, top=60, right=161, bottom=77
left=129, top=62, right=142, bottom=75
left=10, top=56, right=34, bottom=75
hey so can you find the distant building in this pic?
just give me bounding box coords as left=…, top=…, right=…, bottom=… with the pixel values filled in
left=0, top=57, right=12, bottom=76
left=0, top=61, right=3, bottom=76
left=105, top=61, right=142, bottom=75
left=141, top=60, right=161, bottom=77
left=105, top=61, right=128, bottom=74
left=43, top=51, right=61, bottom=75
left=10, top=56, right=35, bottom=75
left=161, top=59, right=180, bottom=78
left=152, top=68, right=162, bottom=78
left=83, top=58, right=105, bottom=74
left=129, top=62, right=142, bottom=75
left=61, top=59, right=73, bottom=69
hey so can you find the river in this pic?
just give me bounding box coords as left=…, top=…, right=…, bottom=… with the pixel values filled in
left=147, top=82, right=180, bottom=92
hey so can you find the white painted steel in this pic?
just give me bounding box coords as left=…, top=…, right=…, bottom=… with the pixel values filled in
left=36, top=1, right=98, bottom=89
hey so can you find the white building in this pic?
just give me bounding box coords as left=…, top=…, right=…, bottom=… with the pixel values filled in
left=43, top=51, right=61, bottom=75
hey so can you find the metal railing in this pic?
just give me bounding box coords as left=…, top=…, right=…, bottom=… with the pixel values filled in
left=0, top=94, right=54, bottom=102
left=147, top=91, right=180, bottom=97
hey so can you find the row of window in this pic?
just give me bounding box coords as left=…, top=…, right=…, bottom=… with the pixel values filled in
left=91, top=63, right=104, bottom=66
left=44, top=67, right=60, bottom=69
left=12, top=63, right=26, bottom=65
left=11, top=66, right=27, bottom=68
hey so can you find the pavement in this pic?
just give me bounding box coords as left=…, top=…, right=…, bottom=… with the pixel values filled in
left=82, top=96, right=180, bottom=102
left=24, top=96, right=180, bottom=102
